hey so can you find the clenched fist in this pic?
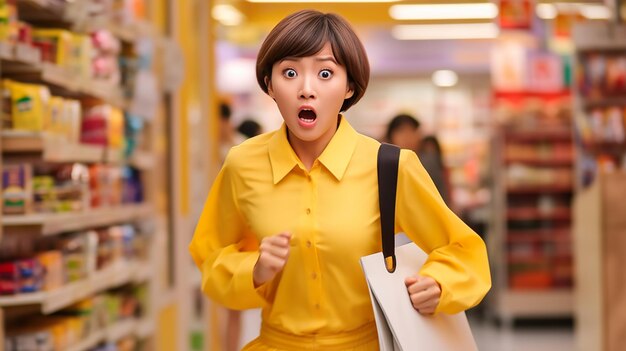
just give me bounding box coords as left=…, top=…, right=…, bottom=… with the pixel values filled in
left=253, top=232, right=292, bottom=288
left=405, top=275, right=441, bottom=315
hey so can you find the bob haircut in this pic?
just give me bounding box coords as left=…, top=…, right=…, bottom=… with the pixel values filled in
left=256, top=10, right=370, bottom=112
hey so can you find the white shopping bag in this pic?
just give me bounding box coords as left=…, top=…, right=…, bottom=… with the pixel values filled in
left=360, top=242, right=478, bottom=351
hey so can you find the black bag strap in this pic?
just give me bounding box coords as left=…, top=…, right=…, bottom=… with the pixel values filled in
left=377, top=143, right=401, bottom=273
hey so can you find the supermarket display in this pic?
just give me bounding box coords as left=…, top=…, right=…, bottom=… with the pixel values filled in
left=496, top=91, right=574, bottom=291
left=572, top=21, right=626, bottom=351
left=0, top=1, right=161, bottom=350
left=573, top=44, right=626, bottom=186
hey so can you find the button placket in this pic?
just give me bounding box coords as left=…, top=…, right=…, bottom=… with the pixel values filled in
left=305, top=169, right=322, bottom=313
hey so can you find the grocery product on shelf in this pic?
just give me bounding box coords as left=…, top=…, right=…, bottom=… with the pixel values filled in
left=494, top=90, right=575, bottom=292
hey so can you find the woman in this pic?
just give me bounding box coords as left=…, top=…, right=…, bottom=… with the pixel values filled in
left=190, top=10, right=490, bottom=350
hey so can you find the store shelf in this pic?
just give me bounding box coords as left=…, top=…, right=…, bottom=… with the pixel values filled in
left=583, top=141, right=626, bottom=156
left=494, top=90, right=571, bottom=101
left=505, top=157, right=573, bottom=167
left=129, top=150, right=156, bottom=170
left=2, top=203, right=153, bottom=236
left=0, top=42, right=127, bottom=109
left=66, top=317, right=154, bottom=351
left=0, top=260, right=151, bottom=314
left=507, top=229, right=570, bottom=243
left=507, top=208, right=572, bottom=221
left=583, top=97, right=626, bottom=109
left=1, top=131, right=141, bottom=165
left=497, top=289, right=574, bottom=318
left=0, top=41, right=13, bottom=60
left=81, top=79, right=127, bottom=109
left=136, top=318, right=156, bottom=339
left=2, top=131, right=105, bottom=162
left=505, top=131, right=572, bottom=143
left=507, top=185, right=573, bottom=194
left=16, top=0, right=71, bottom=25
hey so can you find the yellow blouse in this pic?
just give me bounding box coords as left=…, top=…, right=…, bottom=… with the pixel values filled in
left=189, top=117, right=490, bottom=336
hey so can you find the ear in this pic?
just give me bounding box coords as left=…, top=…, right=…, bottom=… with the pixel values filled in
left=344, top=82, right=355, bottom=99
left=265, top=76, right=275, bottom=98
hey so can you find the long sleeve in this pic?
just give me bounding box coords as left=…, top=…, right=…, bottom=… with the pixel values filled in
left=396, top=150, right=491, bottom=314
left=189, top=154, right=267, bottom=310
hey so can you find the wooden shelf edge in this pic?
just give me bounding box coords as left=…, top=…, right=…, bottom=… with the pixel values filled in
left=507, top=185, right=573, bottom=193
left=2, top=203, right=153, bottom=235
left=2, top=131, right=141, bottom=166
left=0, top=261, right=151, bottom=313
left=67, top=317, right=152, bottom=351
left=505, top=157, right=574, bottom=167
left=129, top=150, right=156, bottom=170
left=0, top=43, right=127, bottom=109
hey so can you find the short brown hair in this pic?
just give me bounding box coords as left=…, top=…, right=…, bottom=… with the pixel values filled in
left=256, top=10, right=370, bottom=112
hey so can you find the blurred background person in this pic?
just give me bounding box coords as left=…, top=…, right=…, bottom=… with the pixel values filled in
left=385, top=113, right=450, bottom=205
left=385, top=113, right=421, bottom=152
left=219, top=101, right=238, bottom=162
left=237, top=119, right=263, bottom=139
left=419, top=135, right=452, bottom=206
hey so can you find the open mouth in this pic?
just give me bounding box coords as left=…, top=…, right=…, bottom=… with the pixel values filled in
left=298, top=109, right=317, bottom=124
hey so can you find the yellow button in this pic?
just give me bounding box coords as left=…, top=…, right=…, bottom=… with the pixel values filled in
left=306, top=208, right=311, bottom=214
left=315, top=303, right=320, bottom=309
left=306, top=240, right=312, bottom=248
left=312, top=272, right=317, bottom=279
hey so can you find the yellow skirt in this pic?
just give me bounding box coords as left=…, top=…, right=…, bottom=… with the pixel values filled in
left=241, top=322, right=379, bottom=351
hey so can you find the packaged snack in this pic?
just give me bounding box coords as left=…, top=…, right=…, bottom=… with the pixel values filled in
left=2, top=163, right=33, bottom=214
left=47, top=96, right=65, bottom=136
left=32, top=29, right=74, bottom=67
left=5, top=80, right=50, bottom=131
left=36, top=251, right=64, bottom=291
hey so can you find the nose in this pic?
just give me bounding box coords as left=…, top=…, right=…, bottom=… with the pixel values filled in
left=298, top=76, right=316, bottom=100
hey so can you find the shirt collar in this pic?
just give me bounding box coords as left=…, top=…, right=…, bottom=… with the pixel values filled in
left=268, top=116, right=359, bottom=184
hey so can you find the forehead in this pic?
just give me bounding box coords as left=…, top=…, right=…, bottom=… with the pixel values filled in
left=277, top=43, right=336, bottom=63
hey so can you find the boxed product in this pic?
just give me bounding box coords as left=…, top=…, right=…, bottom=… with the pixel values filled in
left=36, top=251, right=64, bottom=291
left=0, top=258, right=44, bottom=295
left=2, top=163, right=33, bottom=215
left=3, top=80, right=51, bottom=131
left=32, top=29, right=73, bottom=67
left=0, top=0, right=17, bottom=43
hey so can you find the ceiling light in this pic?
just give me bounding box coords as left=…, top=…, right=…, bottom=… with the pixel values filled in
left=579, top=4, right=611, bottom=20
left=432, top=70, right=458, bottom=87
left=536, top=3, right=558, bottom=20
left=392, top=23, right=499, bottom=41
left=247, top=0, right=399, bottom=3
left=389, top=3, right=498, bottom=20
left=212, top=4, right=244, bottom=26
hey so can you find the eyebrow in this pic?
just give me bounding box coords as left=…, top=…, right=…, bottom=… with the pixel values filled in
left=280, top=55, right=338, bottom=65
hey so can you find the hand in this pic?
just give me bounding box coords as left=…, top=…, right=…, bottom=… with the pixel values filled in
left=405, top=275, right=441, bottom=314
left=253, top=232, right=291, bottom=288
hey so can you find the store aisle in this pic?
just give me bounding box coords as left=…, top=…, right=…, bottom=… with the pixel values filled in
left=237, top=310, right=574, bottom=350
left=471, top=318, right=574, bottom=351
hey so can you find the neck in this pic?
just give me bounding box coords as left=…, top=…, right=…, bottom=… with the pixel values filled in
left=290, top=139, right=323, bottom=171
left=288, top=116, right=341, bottom=171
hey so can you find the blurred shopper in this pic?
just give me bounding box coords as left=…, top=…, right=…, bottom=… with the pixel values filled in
left=419, top=135, right=452, bottom=206
left=190, top=10, right=490, bottom=350
left=385, top=113, right=421, bottom=151
left=237, top=119, right=263, bottom=139
left=219, top=101, right=238, bottom=162
left=385, top=114, right=451, bottom=206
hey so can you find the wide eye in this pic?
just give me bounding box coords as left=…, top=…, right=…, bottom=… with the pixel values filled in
left=283, top=69, right=297, bottom=78
left=319, top=69, right=333, bottom=79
